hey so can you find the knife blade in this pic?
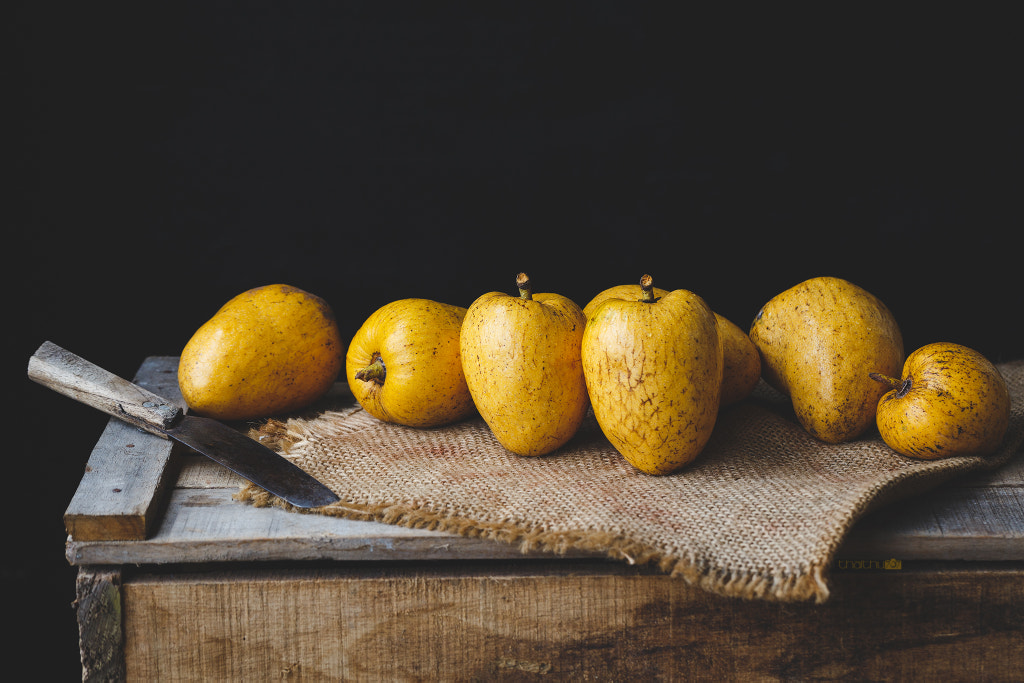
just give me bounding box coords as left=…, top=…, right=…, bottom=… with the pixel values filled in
left=28, top=341, right=340, bottom=508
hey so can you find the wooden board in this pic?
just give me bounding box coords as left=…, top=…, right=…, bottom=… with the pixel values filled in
left=68, top=462, right=567, bottom=566
left=115, top=562, right=1024, bottom=680
left=62, top=356, right=182, bottom=541
left=65, top=356, right=1024, bottom=564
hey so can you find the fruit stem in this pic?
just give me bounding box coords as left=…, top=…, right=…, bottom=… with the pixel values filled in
left=869, top=372, right=912, bottom=398
left=355, top=354, right=386, bottom=385
left=639, top=274, right=658, bottom=303
left=516, top=272, right=533, bottom=300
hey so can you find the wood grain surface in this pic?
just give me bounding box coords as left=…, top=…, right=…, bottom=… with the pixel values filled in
left=116, top=561, right=1024, bottom=681
left=62, top=357, right=183, bottom=541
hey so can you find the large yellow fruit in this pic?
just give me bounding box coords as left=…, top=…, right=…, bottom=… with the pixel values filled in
left=583, top=282, right=759, bottom=407
left=347, top=298, right=474, bottom=428
left=871, top=342, right=1010, bottom=459
left=460, top=273, right=588, bottom=456
left=749, top=276, right=903, bottom=443
left=178, top=284, right=344, bottom=420
left=582, top=275, right=722, bottom=475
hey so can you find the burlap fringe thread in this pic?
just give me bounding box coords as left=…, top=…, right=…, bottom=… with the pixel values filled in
left=238, top=417, right=832, bottom=604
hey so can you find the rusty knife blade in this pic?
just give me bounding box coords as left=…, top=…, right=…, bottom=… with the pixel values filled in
left=162, top=414, right=339, bottom=507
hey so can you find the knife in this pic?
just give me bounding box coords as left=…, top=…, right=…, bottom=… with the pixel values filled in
left=28, top=341, right=340, bottom=508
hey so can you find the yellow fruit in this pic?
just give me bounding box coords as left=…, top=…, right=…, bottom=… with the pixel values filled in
left=178, top=284, right=344, bottom=420
left=582, top=283, right=670, bottom=319
left=584, top=283, right=759, bottom=407
left=717, top=314, right=762, bottom=407
left=749, top=276, right=903, bottom=443
left=460, top=273, right=588, bottom=456
left=582, top=275, right=722, bottom=475
left=871, top=342, right=1010, bottom=459
left=347, top=298, right=474, bottom=428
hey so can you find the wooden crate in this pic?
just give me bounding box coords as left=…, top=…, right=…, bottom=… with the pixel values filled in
left=65, top=357, right=1024, bottom=681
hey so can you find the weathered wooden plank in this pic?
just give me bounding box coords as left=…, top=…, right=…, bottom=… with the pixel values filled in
left=63, top=356, right=183, bottom=541
left=957, top=447, right=1024, bottom=486
left=66, top=487, right=582, bottom=566
left=67, top=460, right=1024, bottom=567
left=174, top=453, right=247, bottom=488
left=840, top=485, right=1024, bottom=561
left=66, top=483, right=1024, bottom=566
left=76, top=566, right=125, bottom=682
left=119, top=562, right=1024, bottom=681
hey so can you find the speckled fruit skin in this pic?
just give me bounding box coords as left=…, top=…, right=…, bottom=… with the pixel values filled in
left=749, top=276, right=904, bottom=444
left=584, top=284, right=760, bottom=408
left=178, top=284, right=344, bottom=421
left=582, top=288, right=722, bottom=475
left=874, top=342, right=1010, bottom=459
left=716, top=315, right=762, bottom=408
left=582, top=283, right=671, bottom=319
left=460, top=280, right=589, bottom=457
left=346, top=298, right=474, bottom=428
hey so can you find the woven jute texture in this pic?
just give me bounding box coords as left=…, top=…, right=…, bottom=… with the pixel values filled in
left=238, top=360, right=1024, bottom=603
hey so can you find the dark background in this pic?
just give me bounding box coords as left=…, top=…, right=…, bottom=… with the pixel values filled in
left=14, top=4, right=1023, bottom=677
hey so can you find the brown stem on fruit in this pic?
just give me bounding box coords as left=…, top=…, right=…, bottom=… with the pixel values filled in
left=869, top=372, right=912, bottom=398
left=355, top=354, right=386, bottom=385
left=516, top=272, right=533, bottom=300
left=639, top=274, right=659, bottom=303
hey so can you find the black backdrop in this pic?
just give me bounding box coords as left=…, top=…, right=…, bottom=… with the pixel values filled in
left=14, top=4, right=1023, bottom=676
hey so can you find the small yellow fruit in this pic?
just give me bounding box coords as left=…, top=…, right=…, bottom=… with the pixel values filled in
left=749, top=276, right=904, bottom=443
left=347, top=298, right=474, bottom=428
left=582, top=275, right=722, bottom=475
left=716, top=315, right=761, bottom=407
left=460, top=273, right=589, bottom=456
left=871, top=342, right=1011, bottom=459
left=584, top=283, right=759, bottom=407
left=178, top=284, right=344, bottom=420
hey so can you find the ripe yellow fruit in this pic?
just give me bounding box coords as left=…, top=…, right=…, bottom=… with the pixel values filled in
left=178, top=284, right=344, bottom=420
left=749, top=276, right=903, bottom=443
left=583, top=283, right=759, bottom=407
left=347, top=298, right=474, bottom=428
left=715, top=315, right=761, bottom=407
left=460, top=273, right=589, bottom=456
left=582, top=275, right=722, bottom=475
left=582, top=282, right=671, bottom=319
left=871, top=342, right=1011, bottom=459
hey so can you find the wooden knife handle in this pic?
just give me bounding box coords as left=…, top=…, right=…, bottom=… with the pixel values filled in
left=27, top=341, right=183, bottom=438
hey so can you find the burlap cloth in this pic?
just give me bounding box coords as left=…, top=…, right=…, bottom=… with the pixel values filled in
left=238, top=360, right=1024, bottom=603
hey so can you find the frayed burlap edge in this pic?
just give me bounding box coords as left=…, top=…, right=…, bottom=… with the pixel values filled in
left=235, top=486, right=832, bottom=603
left=236, top=418, right=833, bottom=604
